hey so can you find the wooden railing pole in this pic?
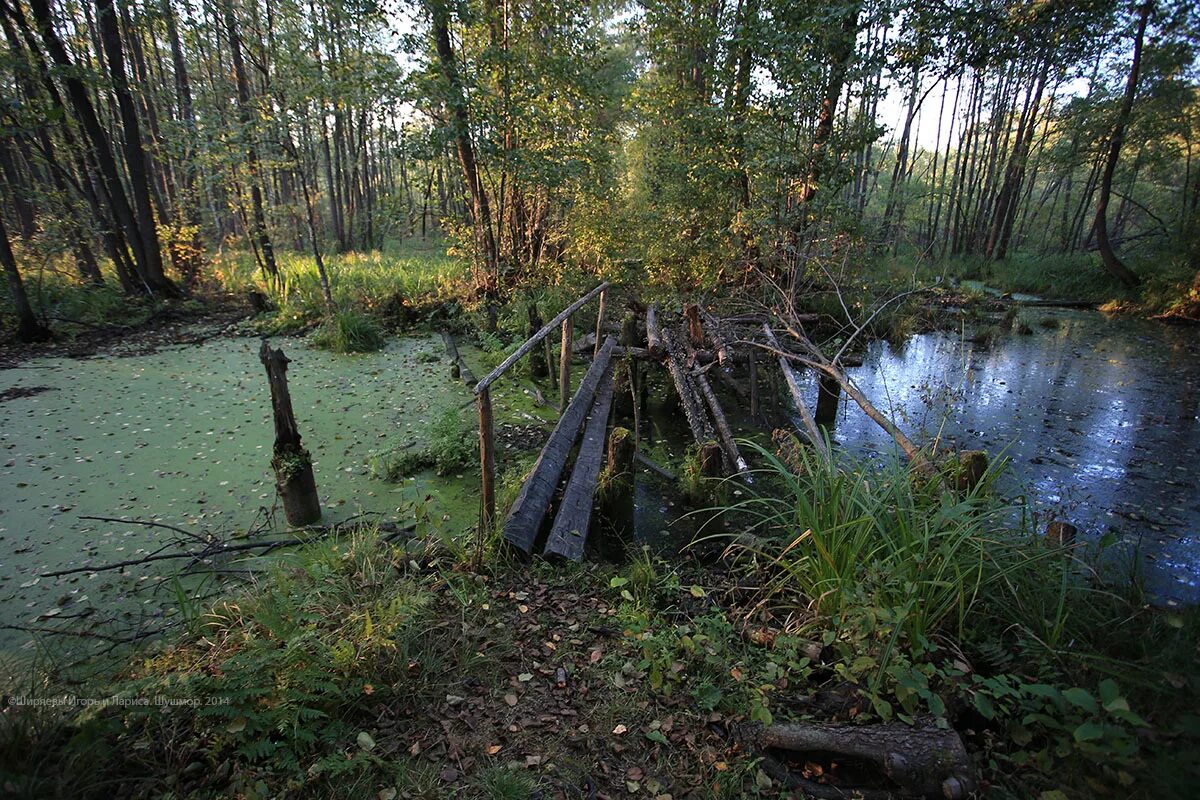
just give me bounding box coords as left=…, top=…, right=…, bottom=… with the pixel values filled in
left=559, top=316, right=572, bottom=412
left=477, top=386, right=496, bottom=563
left=593, top=287, right=607, bottom=358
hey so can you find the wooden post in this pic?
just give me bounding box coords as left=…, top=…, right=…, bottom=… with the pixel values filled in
left=597, top=426, right=636, bottom=560
left=477, top=387, right=496, bottom=562
left=748, top=349, right=760, bottom=420
left=527, top=304, right=548, bottom=378
left=259, top=340, right=321, bottom=526
left=815, top=375, right=840, bottom=425
left=559, top=315, right=572, bottom=412
left=684, top=303, right=704, bottom=349
left=593, top=287, right=607, bottom=358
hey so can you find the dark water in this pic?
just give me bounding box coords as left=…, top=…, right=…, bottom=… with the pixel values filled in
left=795, top=309, right=1200, bottom=604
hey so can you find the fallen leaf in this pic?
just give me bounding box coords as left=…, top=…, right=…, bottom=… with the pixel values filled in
left=504, top=693, right=518, bottom=706
left=356, top=732, right=376, bottom=751
left=486, top=744, right=502, bottom=755
left=613, top=724, right=628, bottom=735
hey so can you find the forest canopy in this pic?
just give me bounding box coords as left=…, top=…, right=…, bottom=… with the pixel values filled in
left=1, top=0, right=1198, bottom=340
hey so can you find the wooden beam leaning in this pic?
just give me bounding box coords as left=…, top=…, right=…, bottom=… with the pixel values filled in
left=502, top=337, right=618, bottom=555
left=542, top=364, right=615, bottom=561
left=559, top=316, right=572, bottom=412
left=474, top=281, right=610, bottom=395
left=762, top=324, right=828, bottom=457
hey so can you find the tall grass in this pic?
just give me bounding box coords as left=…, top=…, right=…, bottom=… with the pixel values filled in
left=713, top=441, right=1074, bottom=643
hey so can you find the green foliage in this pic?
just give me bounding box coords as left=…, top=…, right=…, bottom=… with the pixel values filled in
left=373, top=408, right=477, bottom=480
left=310, top=308, right=385, bottom=353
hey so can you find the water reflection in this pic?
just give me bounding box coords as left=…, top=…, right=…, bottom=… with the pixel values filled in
left=797, top=310, right=1200, bottom=603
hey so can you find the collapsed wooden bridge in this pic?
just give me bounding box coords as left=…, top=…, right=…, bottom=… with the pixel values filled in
left=467, top=282, right=773, bottom=563
left=467, top=281, right=927, bottom=564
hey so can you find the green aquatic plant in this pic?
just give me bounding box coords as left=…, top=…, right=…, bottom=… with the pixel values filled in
left=311, top=308, right=386, bottom=353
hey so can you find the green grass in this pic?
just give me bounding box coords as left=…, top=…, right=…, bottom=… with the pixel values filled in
left=700, top=441, right=1199, bottom=797
left=309, top=307, right=386, bottom=353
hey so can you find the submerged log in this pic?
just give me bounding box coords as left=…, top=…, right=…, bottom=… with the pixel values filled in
left=543, top=365, right=615, bottom=561
left=747, top=718, right=976, bottom=800
left=441, top=329, right=478, bottom=386
left=502, top=337, right=618, bottom=555
left=259, top=340, right=321, bottom=526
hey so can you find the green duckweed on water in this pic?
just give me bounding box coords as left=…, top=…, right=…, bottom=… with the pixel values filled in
left=0, top=332, right=538, bottom=653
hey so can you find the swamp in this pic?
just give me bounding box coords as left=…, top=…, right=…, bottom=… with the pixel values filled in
left=1, top=0, right=1199, bottom=798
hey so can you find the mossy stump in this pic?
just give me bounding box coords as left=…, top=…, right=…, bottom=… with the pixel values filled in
left=955, top=450, right=988, bottom=492
left=597, top=427, right=636, bottom=560
left=260, top=340, right=322, bottom=526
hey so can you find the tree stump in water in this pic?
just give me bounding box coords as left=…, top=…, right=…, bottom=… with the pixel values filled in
left=260, top=340, right=321, bottom=526
left=1046, top=519, right=1077, bottom=545
left=815, top=374, right=840, bottom=425
left=597, top=426, right=636, bottom=560
left=955, top=450, right=988, bottom=492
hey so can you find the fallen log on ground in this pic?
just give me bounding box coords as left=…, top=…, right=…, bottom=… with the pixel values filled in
left=745, top=718, right=976, bottom=800
left=543, top=365, right=616, bottom=561
left=502, top=337, right=618, bottom=555
left=440, top=329, right=478, bottom=386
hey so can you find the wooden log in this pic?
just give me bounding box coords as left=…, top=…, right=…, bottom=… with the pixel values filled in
left=543, top=365, right=615, bottom=562
left=474, top=281, right=609, bottom=394
left=635, top=452, right=676, bottom=481
left=747, top=718, right=976, bottom=800
left=502, top=337, right=618, bottom=555
left=645, top=303, right=664, bottom=357
left=559, top=316, right=572, bottom=412
left=762, top=324, right=827, bottom=457
left=593, top=287, right=607, bottom=358
left=699, top=306, right=730, bottom=365
left=661, top=326, right=716, bottom=449
left=694, top=368, right=751, bottom=478
left=259, top=340, right=321, bottom=526
left=477, top=387, right=496, bottom=551
left=441, top=329, right=478, bottom=386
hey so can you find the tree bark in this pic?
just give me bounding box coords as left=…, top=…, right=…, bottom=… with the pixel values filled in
left=1093, top=2, right=1151, bottom=288
left=0, top=212, right=49, bottom=342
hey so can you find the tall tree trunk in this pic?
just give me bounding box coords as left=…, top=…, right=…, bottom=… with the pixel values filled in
left=0, top=213, right=49, bottom=342
left=222, top=0, right=277, bottom=280
left=796, top=1, right=860, bottom=206
left=428, top=0, right=499, bottom=324
left=1094, top=2, right=1150, bottom=288
left=95, top=0, right=176, bottom=296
